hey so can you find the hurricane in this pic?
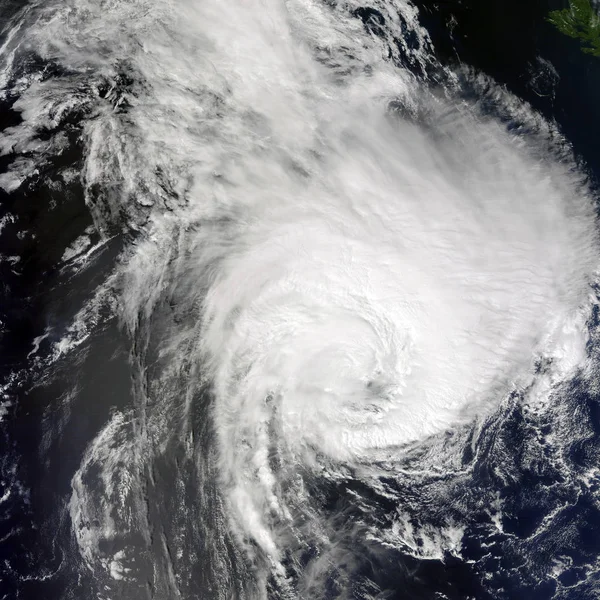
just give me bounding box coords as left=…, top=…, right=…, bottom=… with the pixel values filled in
left=2, top=0, right=600, bottom=598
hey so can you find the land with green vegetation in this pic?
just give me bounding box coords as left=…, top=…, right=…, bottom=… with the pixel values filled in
left=548, top=0, right=600, bottom=56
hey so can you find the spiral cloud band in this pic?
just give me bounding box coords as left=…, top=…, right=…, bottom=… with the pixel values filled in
left=199, top=99, right=598, bottom=565
left=2, top=0, right=599, bottom=595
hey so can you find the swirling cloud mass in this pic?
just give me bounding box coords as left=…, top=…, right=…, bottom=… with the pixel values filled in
left=1, top=0, right=599, bottom=597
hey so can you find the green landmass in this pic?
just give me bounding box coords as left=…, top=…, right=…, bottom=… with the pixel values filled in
left=548, top=0, right=600, bottom=57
